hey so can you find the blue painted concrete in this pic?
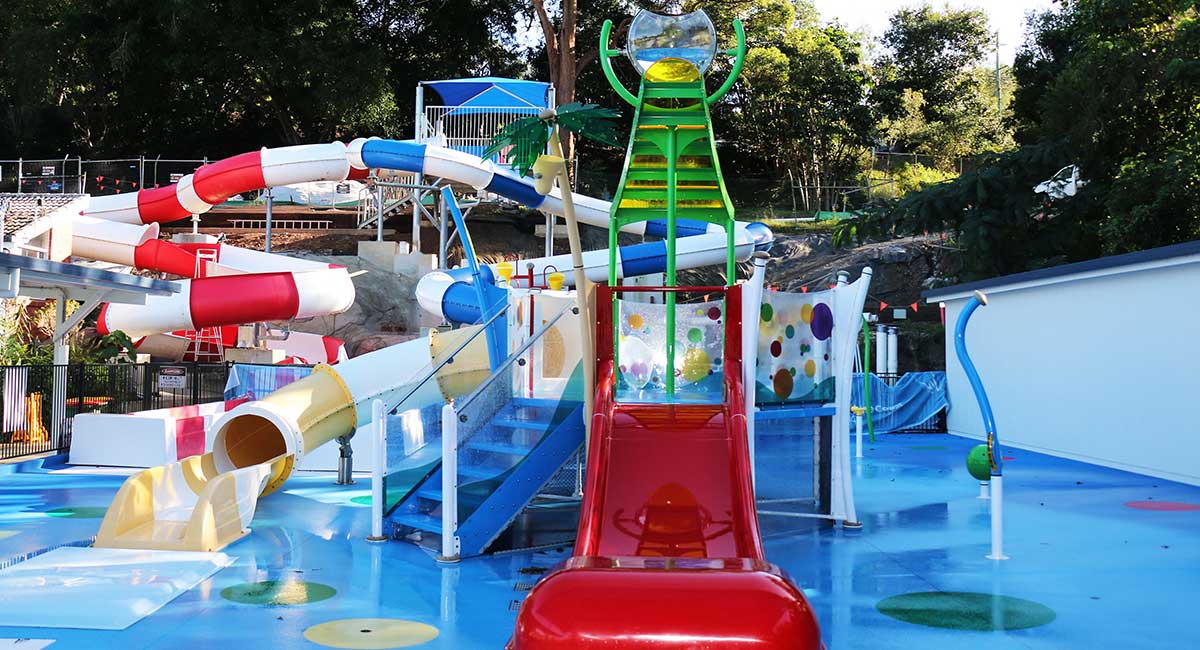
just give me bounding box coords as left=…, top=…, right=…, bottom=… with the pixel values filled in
left=0, top=433, right=1196, bottom=649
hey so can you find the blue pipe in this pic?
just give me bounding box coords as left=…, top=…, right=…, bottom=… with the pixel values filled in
left=443, top=186, right=506, bottom=370
left=953, top=290, right=1001, bottom=476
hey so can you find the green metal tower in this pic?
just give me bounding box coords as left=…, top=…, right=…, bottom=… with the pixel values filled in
left=600, top=10, right=747, bottom=394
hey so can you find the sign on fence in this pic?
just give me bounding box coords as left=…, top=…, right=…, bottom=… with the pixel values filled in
left=41, top=166, right=55, bottom=176
left=157, top=366, right=187, bottom=389
left=169, top=173, right=184, bottom=183
left=335, top=183, right=351, bottom=194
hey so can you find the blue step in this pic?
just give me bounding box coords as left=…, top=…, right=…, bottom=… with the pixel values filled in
left=459, top=463, right=501, bottom=480
left=493, top=417, right=555, bottom=433
left=467, top=440, right=535, bottom=456
left=415, top=484, right=442, bottom=501
left=392, top=512, right=443, bottom=534
left=510, top=397, right=564, bottom=409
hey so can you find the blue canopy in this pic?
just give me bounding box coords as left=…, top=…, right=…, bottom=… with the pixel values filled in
left=422, top=77, right=551, bottom=109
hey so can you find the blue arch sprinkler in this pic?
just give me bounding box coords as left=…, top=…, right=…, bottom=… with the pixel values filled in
left=954, top=289, right=1009, bottom=561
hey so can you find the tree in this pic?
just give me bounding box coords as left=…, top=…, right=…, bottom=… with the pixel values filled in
left=874, top=5, right=993, bottom=123
left=714, top=0, right=874, bottom=210
left=848, top=0, right=1200, bottom=280
left=870, top=4, right=1012, bottom=171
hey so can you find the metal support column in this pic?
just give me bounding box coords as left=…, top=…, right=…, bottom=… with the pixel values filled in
left=264, top=187, right=274, bottom=253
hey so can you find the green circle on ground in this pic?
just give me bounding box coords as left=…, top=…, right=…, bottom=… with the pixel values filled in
left=350, top=496, right=372, bottom=505
left=45, top=506, right=107, bottom=519
left=221, top=580, right=337, bottom=606
left=877, top=592, right=1056, bottom=631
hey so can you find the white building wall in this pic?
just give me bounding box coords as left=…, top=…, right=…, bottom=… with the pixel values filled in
left=936, top=255, right=1200, bottom=486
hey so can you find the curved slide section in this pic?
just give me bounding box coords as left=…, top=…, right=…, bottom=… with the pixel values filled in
left=95, top=323, right=491, bottom=552
left=80, top=138, right=773, bottom=327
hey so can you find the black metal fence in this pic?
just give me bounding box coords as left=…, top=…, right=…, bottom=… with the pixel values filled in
left=0, top=362, right=232, bottom=461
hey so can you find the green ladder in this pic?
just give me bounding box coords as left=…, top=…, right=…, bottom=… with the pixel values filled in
left=600, top=18, right=747, bottom=394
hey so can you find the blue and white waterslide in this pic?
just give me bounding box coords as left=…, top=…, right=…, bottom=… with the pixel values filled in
left=350, top=138, right=774, bottom=323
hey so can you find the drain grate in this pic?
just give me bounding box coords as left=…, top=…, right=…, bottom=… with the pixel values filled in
left=518, top=566, right=549, bottom=575
left=513, top=581, right=535, bottom=592
left=508, top=599, right=523, bottom=612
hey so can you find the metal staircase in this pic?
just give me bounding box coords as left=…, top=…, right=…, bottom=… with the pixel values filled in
left=387, top=395, right=584, bottom=556
left=385, top=300, right=587, bottom=559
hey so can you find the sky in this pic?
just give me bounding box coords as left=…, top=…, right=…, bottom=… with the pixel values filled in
left=811, top=0, right=1059, bottom=64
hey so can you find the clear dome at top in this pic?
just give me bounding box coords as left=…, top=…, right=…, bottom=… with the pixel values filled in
left=626, top=9, right=718, bottom=77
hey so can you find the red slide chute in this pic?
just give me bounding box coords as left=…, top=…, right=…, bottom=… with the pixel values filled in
left=510, top=284, right=821, bottom=649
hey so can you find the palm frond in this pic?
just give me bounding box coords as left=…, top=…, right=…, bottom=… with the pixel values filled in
left=483, top=116, right=551, bottom=177
left=555, top=103, right=624, bottom=149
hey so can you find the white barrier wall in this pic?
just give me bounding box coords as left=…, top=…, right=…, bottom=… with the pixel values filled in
left=928, top=242, right=1200, bottom=486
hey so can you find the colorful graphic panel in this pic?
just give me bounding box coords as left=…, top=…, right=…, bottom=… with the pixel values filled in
left=757, top=289, right=836, bottom=403
left=616, top=297, right=725, bottom=401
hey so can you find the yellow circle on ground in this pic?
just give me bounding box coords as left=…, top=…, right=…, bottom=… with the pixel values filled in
left=804, top=359, right=817, bottom=378
left=304, top=618, right=439, bottom=649
left=801, top=303, right=814, bottom=324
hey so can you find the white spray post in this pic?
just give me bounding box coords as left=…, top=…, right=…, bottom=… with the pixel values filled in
left=954, top=290, right=1008, bottom=561
left=438, top=401, right=460, bottom=563
left=886, top=326, right=899, bottom=376
left=851, top=406, right=864, bottom=459
left=875, top=324, right=887, bottom=375
left=367, top=399, right=387, bottom=541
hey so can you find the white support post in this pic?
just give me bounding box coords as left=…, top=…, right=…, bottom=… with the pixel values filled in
left=854, top=409, right=863, bottom=459
left=744, top=253, right=768, bottom=489
left=987, top=475, right=1009, bottom=560
left=264, top=188, right=274, bottom=253
left=367, top=399, right=387, bottom=542
left=375, top=183, right=384, bottom=242
left=438, top=401, right=460, bottom=563
left=875, top=324, right=886, bottom=374
left=978, top=481, right=990, bottom=500
left=886, top=326, right=899, bottom=375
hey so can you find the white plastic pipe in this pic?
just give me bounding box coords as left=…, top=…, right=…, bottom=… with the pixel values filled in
left=886, top=326, right=899, bottom=375
left=743, top=253, right=769, bottom=488
left=875, top=324, right=887, bottom=374
left=368, top=399, right=386, bottom=541
left=855, top=410, right=863, bottom=459
left=987, top=475, right=1009, bottom=560
left=978, top=481, right=990, bottom=500
left=439, top=401, right=459, bottom=563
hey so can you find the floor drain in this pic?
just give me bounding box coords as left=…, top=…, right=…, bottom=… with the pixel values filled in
left=509, top=600, right=523, bottom=612
left=514, top=581, right=535, bottom=592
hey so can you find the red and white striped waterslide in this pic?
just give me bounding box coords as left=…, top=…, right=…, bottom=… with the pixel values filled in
left=75, top=142, right=369, bottom=362
left=84, top=142, right=369, bottom=225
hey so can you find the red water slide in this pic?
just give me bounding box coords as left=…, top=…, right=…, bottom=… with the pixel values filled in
left=510, top=285, right=821, bottom=649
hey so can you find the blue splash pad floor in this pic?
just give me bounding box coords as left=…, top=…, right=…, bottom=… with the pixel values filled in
left=0, top=434, right=1196, bottom=649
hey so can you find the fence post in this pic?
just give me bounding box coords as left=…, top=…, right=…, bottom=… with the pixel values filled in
left=16, top=159, right=21, bottom=194
left=141, top=363, right=152, bottom=411
left=191, top=362, right=200, bottom=405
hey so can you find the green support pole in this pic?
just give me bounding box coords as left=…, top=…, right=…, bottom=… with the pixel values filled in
left=665, top=126, right=677, bottom=396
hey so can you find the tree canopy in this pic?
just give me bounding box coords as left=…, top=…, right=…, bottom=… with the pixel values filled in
left=848, top=0, right=1200, bottom=280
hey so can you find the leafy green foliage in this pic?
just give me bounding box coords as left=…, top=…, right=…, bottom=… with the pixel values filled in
left=484, top=103, right=621, bottom=177
left=848, top=0, right=1200, bottom=280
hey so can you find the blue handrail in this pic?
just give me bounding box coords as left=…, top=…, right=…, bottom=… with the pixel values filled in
left=953, top=290, right=1002, bottom=476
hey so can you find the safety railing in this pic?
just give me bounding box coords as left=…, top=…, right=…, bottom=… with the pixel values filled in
left=0, top=362, right=233, bottom=461
left=418, top=105, right=544, bottom=162
left=365, top=304, right=510, bottom=529
left=437, top=301, right=583, bottom=560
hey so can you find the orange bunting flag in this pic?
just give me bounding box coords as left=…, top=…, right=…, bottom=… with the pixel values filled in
left=800, top=286, right=808, bottom=293
left=910, top=302, right=919, bottom=312
left=879, top=301, right=889, bottom=311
